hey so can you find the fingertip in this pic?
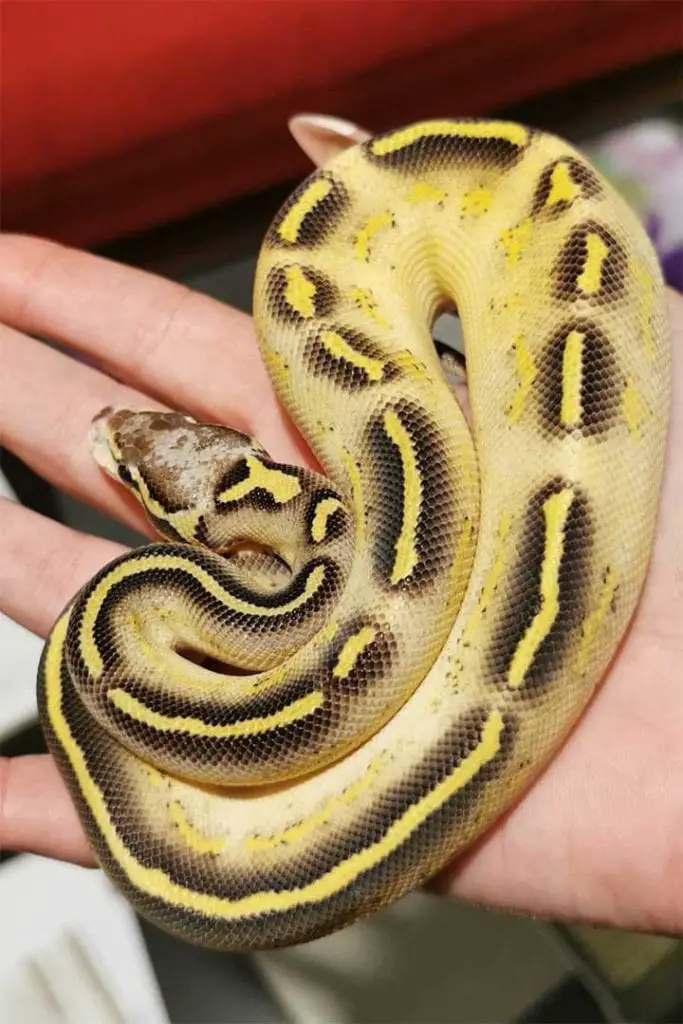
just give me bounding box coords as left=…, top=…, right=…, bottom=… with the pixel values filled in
left=0, top=754, right=95, bottom=867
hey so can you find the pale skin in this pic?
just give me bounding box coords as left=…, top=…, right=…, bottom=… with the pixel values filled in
left=0, top=121, right=681, bottom=936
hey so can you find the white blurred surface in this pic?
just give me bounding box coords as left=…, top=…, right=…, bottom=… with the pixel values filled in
left=255, top=893, right=569, bottom=1024
left=0, top=855, right=169, bottom=1024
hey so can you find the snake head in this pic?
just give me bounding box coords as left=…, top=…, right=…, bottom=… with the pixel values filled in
left=88, top=407, right=264, bottom=530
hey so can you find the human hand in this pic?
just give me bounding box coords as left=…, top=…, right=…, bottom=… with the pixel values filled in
left=0, top=231, right=680, bottom=935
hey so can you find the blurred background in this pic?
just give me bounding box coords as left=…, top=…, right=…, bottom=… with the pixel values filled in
left=1, top=1, right=681, bottom=1021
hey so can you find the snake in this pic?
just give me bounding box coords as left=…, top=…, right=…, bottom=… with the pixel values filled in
left=38, top=119, right=670, bottom=952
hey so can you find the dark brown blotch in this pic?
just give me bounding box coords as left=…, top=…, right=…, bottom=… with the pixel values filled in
left=530, top=157, right=602, bottom=219
left=553, top=220, right=628, bottom=304
left=537, top=319, right=622, bottom=438
left=488, top=479, right=592, bottom=692
left=265, top=265, right=338, bottom=323
left=364, top=121, right=529, bottom=173
left=325, top=616, right=396, bottom=696
left=265, top=171, right=349, bottom=249
left=365, top=401, right=455, bottom=591
left=305, top=488, right=349, bottom=545
left=304, top=325, right=395, bottom=391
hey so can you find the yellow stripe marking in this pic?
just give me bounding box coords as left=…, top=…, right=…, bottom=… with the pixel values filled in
left=319, top=330, right=384, bottom=381
left=633, top=260, right=657, bottom=362
left=576, top=567, right=618, bottom=673
left=560, top=330, right=584, bottom=427
left=311, top=496, right=343, bottom=543
left=278, top=178, right=333, bottom=244
left=107, top=687, right=323, bottom=738
left=333, top=626, right=377, bottom=679
left=454, top=437, right=478, bottom=501
left=461, top=187, right=492, bottom=217
left=45, top=615, right=504, bottom=918
left=169, top=802, right=226, bottom=856
left=79, top=558, right=327, bottom=678
left=577, top=233, right=609, bottom=294
left=407, top=182, right=446, bottom=205
left=354, top=211, right=393, bottom=262
left=283, top=266, right=316, bottom=318
left=507, top=334, right=537, bottom=423
left=390, top=349, right=428, bottom=381
left=340, top=448, right=365, bottom=545
left=621, top=380, right=649, bottom=437
left=449, top=515, right=476, bottom=600
left=244, top=749, right=394, bottom=852
left=463, top=512, right=514, bottom=642
left=218, top=456, right=301, bottom=504
left=347, top=286, right=390, bottom=329
left=370, top=120, right=528, bottom=156
left=547, top=162, right=581, bottom=206
left=318, top=619, right=339, bottom=644
left=262, top=347, right=290, bottom=388
left=508, top=488, right=574, bottom=688
left=499, top=217, right=532, bottom=267
left=383, top=410, right=421, bottom=585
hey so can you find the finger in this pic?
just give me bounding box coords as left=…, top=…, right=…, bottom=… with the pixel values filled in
left=0, top=755, right=94, bottom=865
left=0, top=498, right=125, bottom=638
left=0, top=500, right=121, bottom=867
left=0, top=235, right=311, bottom=465
left=0, top=321, right=163, bottom=535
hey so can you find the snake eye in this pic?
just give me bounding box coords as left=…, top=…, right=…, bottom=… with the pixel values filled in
left=118, top=465, right=135, bottom=486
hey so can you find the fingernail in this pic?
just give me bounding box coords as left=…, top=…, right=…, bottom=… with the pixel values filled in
left=288, top=112, right=369, bottom=142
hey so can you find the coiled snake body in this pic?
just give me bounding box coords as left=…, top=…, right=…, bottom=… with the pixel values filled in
left=38, top=120, right=670, bottom=951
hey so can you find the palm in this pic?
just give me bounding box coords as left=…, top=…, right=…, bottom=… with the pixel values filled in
left=0, top=233, right=681, bottom=934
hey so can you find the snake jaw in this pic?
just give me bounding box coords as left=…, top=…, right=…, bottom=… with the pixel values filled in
left=89, top=405, right=127, bottom=480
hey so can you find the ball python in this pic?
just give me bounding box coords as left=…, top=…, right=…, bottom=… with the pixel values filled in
left=38, top=118, right=670, bottom=952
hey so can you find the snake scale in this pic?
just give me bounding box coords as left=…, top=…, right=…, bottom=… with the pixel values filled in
left=38, top=119, right=670, bottom=951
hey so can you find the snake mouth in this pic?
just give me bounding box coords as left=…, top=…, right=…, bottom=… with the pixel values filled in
left=89, top=406, right=123, bottom=479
